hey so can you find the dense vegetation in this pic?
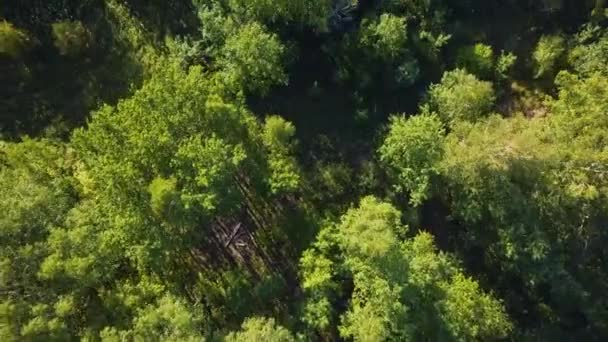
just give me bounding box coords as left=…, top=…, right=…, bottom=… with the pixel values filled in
left=1, top=0, right=608, bottom=340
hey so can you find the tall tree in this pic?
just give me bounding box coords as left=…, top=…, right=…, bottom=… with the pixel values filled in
left=426, top=69, right=495, bottom=126
left=301, top=196, right=512, bottom=340
left=0, top=138, right=77, bottom=341
left=379, top=112, right=446, bottom=206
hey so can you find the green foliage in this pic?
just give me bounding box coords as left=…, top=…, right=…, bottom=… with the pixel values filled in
left=551, top=71, right=608, bottom=140
left=533, top=34, right=566, bottom=78
left=308, top=161, right=354, bottom=207
left=173, top=135, right=247, bottom=212
left=334, top=197, right=409, bottom=341
left=0, top=21, right=31, bottom=58
left=456, top=45, right=517, bottom=81
left=438, top=92, right=608, bottom=336
left=427, top=69, right=496, bottom=125
left=196, top=4, right=236, bottom=56
left=299, top=221, right=343, bottom=336
left=495, top=50, right=518, bottom=80
left=456, top=43, right=494, bottom=78
left=301, top=197, right=512, bottom=340
left=380, top=0, right=451, bottom=60
left=148, top=177, right=179, bottom=218
left=330, top=11, right=420, bottom=88
left=219, top=22, right=287, bottom=95
left=568, top=26, right=608, bottom=76
left=379, top=113, right=446, bottom=206
left=4, top=1, right=608, bottom=340
left=225, top=317, right=295, bottom=342
left=227, top=0, right=332, bottom=31
left=104, top=0, right=159, bottom=75
left=263, top=116, right=300, bottom=194
left=396, top=58, right=421, bottom=86
left=0, top=138, right=77, bottom=341
left=300, top=251, right=336, bottom=330
left=51, top=20, right=91, bottom=57
left=338, top=196, right=404, bottom=258
left=100, top=295, right=205, bottom=342
left=63, top=61, right=263, bottom=279
left=403, top=232, right=513, bottom=341
left=28, top=61, right=301, bottom=338
left=263, top=115, right=296, bottom=148
left=359, top=14, right=408, bottom=61
left=439, top=114, right=553, bottom=260
left=439, top=273, right=513, bottom=341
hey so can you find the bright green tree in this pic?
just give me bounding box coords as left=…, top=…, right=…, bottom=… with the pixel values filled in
left=262, top=116, right=300, bottom=194
left=227, top=0, right=332, bottom=31
left=359, top=14, right=409, bottom=61
left=218, top=22, right=287, bottom=95
left=495, top=50, right=518, bottom=81
left=225, top=317, right=295, bottom=342
left=301, top=196, right=512, bottom=340
left=438, top=96, right=608, bottom=337
left=533, top=34, right=566, bottom=78
left=427, top=69, right=495, bottom=125
left=568, top=25, right=608, bottom=76
left=0, top=139, right=77, bottom=341
left=100, top=295, right=205, bottom=342
left=0, top=21, right=31, bottom=58
left=456, top=43, right=494, bottom=78
left=379, top=112, right=446, bottom=206
left=34, top=60, right=302, bottom=339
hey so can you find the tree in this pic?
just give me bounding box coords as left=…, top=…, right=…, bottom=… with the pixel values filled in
left=100, top=295, right=205, bottom=342
left=299, top=223, right=343, bottom=337
left=0, top=138, right=77, bottom=341
left=379, top=0, right=451, bottom=61
left=227, top=0, right=332, bottom=31
left=533, top=34, right=566, bottom=79
left=262, top=116, right=300, bottom=194
left=225, top=317, right=295, bottom=342
left=379, top=112, right=446, bottom=206
left=438, top=100, right=608, bottom=337
left=34, top=60, right=302, bottom=339
left=495, top=50, right=518, bottom=81
left=359, top=14, right=409, bottom=61
left=301, top=196, right=512, bottom=340
left=329, top=11, right=420, bottom=89
left=426, top=69, right=495, bottom=125
left=456, top=43, right=494, bottom=78
left=0, top=21, right=31, bottom=58
left=4, top=0, right=608, bottom=340
left=218, top=22, right=287, bottom=95
left=568, top=25, right=608, bottom=77
left=51, top=20, right=91, bottom=57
